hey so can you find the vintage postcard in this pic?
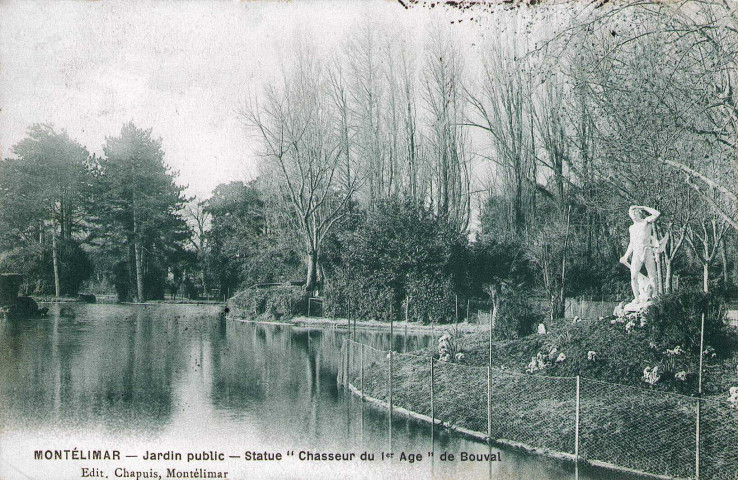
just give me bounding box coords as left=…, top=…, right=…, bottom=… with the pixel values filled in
left=1, top=1, right=737, bottom=479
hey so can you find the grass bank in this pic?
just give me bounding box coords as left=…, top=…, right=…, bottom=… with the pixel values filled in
left=342, top=315, right=738, bottom=479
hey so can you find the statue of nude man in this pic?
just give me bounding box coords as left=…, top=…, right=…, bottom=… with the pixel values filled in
left=619, top=205, right=661, bottom=309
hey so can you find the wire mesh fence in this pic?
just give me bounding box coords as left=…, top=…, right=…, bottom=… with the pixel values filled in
left=700, top=396, right=738, bottom=480
left=488, top=369, right=577, bottom=456
left=339, top=338, right=738, bottom=480
left=392, top=351, right=433, bottom=418
left=579, top=378, right=697, bottom=479
left=434, top=361, right=488, bottom=434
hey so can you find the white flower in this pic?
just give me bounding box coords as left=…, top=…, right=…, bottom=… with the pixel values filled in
left=666, top=346, right=684, bottom=356
left=587, top=351, right=597, bottom=361
left=454, top=352, right=465, bottom=362
left=526, top=353, right=549, bottom=373
left=643, top=366, right=661, bottom=385
left=625, top=320, right=636, bottom=333
left=728, top=387, right=738, bottom=408
left=556, top=353, right=566, bottom=363
left=675, top=371, right=687, bottom=381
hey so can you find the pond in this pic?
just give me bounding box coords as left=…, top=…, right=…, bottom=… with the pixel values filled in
left=0, top=303, right=640, bottom=479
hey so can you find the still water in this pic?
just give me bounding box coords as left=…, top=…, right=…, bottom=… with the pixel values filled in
left=0, top=303, right=637, bottom=480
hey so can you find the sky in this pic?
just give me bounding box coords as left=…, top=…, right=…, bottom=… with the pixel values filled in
left=0, top=0, right=459, bottom=198
left=0, top=0, right=570, bottom=200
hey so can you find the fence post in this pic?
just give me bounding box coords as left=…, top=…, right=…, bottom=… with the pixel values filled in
left=388, top=350, right=393, bottom=450
left=455, top=294, right=459, bottom=323
left=698, top=313, right=705, bottom=395
left=695, top=399, right=701, bottom=480
left=430, top=356, right=435, bottom=446
left=575, top=375, right=580, bottom=462
left=345, top=340, right=350, bottom=390
left=360, top=343, right=364, bottom=402
left=339, top=340, right=344, bottom=388
left=487, top=366, right=492, bottom=442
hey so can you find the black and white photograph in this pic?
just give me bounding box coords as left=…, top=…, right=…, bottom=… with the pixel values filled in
left=1, top=1, right=737, bottom=479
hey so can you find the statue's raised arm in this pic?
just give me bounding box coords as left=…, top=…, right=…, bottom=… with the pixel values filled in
left=639, top=206, right=660, bottom=223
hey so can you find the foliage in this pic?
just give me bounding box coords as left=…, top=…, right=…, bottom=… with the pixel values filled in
left=96, top=122, right=188, bottom=301
left=229, top=285, right=307, bottom=321
left=204, top=181, right=303, bottom=295
left=324, top=198, right=466, bottom=323
left=493, top=287, right=543, bottom=339
left=0, top=124, right=93, bottom=295
left=643, top=290, right=729, bottom=356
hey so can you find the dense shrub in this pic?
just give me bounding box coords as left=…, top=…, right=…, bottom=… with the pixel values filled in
left=643, top=290, right=728, bottom=356
left=493, top=288, right=543, bottom=339
left=323, top=267, right=395, bottom=322
left=230, top=285, right=307, bottom=320
left=405, top=273, right=456, bottom=323
left=324, top=199, right=465, bottom=323
left=0, top=240, right=93, bottom=296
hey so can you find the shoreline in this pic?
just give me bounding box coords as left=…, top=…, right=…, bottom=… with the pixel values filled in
left=343, top=382, right=673, bottom=480
left=32, top=296, right=225, bottom=306
left=226, top=310, right=490, bottom=334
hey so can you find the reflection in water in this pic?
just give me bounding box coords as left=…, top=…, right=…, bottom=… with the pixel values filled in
left=0, top=304, right=640, bottom=480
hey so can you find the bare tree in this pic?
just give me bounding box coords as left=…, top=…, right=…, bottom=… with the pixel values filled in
left=421, top=27, right=471, bottom=233
left=466, top=39, right=536, bottom=237
left=242, top=47, right=361, bottom=293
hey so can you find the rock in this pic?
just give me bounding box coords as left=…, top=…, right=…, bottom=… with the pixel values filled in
left=537, top=323, right=547, bottom=335
left=613, top=301, right=625, bottom=317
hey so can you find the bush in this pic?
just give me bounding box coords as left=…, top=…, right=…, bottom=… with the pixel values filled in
left=643, top=290, right=729, bottom=356
left=406, top=273, right=456, bottom=324
left=324, top=198, right=465, bottom=323
left=494, top=288, right=543, bottom=339
left=323, top=266, right=395, bottom=322
left=0, top=240, right=93, bottom=296
left=230, top=285, right=307, bottom=321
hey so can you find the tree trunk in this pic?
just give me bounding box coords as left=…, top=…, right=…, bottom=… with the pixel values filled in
left=134, top=240, right=145, bottom=302
left=52, top=219, right=61, bottom=298
left=305, top=249, right=318, bottom=294
left=703, top=263, right=710, bottom=293
left=664, top=260, right=673, bottom=294
left=127, top=240, right=136, bottom=302
left=132, top=202, right=145, bottom=302
left=721, top=238, right=729, bottom=287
